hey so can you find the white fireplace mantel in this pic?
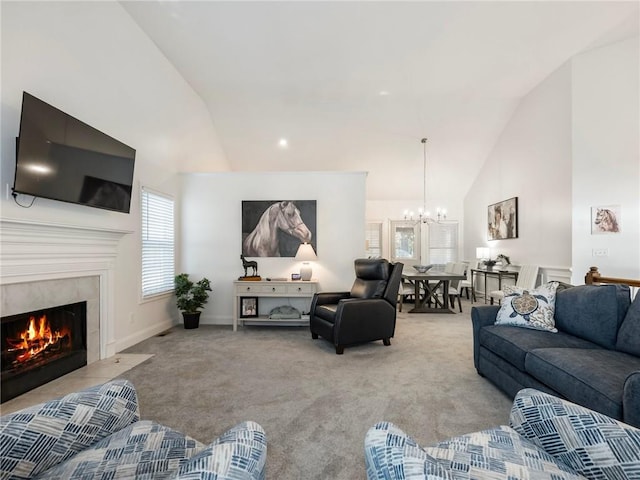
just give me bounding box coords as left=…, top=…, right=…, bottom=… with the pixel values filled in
left=1, top=217, right=133, bottom=359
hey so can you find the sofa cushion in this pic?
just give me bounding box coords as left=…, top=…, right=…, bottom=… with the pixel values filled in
left=495, top=282, right=559, bottom=332
left=425, top=426, right=585, bottom=480
left=34, top=420, right=204, bottom=480
left=554, top=284, right=630, bottom=349
left=365, top=421, right=585, bottom=480
left=510, top=388, right=640, bottom=480
left=616, top=293, right=640, bottom=356
left=480, top=325, right=601, bottom=372
left=525, top=348, right=640, bottom=420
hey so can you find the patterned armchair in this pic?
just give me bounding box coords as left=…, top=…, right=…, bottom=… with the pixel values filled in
left=0, top=380, right=267, bottom=480
left=365, top=388, right=640, bottom=480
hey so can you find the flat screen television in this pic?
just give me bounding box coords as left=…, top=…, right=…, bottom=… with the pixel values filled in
left=13, top=92, right=136, bottom=213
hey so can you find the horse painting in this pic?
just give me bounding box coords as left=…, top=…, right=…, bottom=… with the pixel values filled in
left=593, top=207, right=620, bottom=233
left=242, top=201, right=313, bottom=257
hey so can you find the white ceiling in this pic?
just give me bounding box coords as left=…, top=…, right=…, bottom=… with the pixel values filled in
left=121, top=1, right=639, bottom=203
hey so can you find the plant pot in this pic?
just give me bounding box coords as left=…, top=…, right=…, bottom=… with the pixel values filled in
left=182, top=311, right=201, bottom=329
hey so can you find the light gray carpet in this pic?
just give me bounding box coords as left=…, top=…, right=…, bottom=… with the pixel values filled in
left=119, top=300, right=511, bottom=479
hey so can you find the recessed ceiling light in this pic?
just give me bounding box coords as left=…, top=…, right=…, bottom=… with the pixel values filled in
left=26, top=164, right=52, bottom=174
left=278, top=138, right=288, bottom=148
left=378, top=90, right=390, bottom=96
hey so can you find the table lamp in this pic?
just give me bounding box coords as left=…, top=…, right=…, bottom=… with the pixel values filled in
left=476, top=247, right=491, bottom=260
left=295, top=243, right=317, bottom=281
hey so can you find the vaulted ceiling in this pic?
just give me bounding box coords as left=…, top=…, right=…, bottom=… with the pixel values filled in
left=121, top=1, right=638, bottom=202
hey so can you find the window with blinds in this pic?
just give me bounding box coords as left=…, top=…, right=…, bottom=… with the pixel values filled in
left=428, top=222, right=459, bottom=265
left=365, top=222, right=382, bottom=258
left=141, top=187, right=175, bottom=298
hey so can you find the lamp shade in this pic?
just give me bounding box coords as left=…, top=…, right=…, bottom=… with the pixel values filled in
left=476, top=247, right=491, bottom=260
left=295, top=243, right=317, bottom=261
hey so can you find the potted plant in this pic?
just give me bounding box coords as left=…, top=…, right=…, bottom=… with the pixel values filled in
left=174, top=273, right=212, bottom=329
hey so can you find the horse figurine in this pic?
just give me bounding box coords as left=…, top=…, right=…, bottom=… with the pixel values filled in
left=594, top=208, right=620, bottom=233
left=243, top=201, right=312, bottom=257
left=240, top=255, right=258, bottom=277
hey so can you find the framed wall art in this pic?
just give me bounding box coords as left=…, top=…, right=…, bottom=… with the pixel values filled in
left=488, top=197, right=518, bottom=240
left=591, top=205, right=621, bottom=234
left=241, top=200, right=317, bottom=257
left=240, top=297, right=259, bottom=318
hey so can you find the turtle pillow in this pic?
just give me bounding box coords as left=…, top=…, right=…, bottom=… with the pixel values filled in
left=495, top=281, right=560, bottom=332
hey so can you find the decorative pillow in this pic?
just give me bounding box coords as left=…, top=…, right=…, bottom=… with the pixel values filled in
left=495, top=282, right=560, bottom=332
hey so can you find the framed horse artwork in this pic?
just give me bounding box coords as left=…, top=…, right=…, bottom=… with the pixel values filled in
left=242, top=200, right=317, bottom=257
left=591, top=205, right=621, bottom=234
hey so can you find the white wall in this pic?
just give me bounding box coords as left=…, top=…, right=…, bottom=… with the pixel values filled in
left=179, top=171, right=366, bottom=325
left=464, top=63, right=573, bottom=272
left=572, top=36, right=640, bottom=283
left=1, top=2, right=229, bottom=352
left=464, top=35, right=639, bottom=285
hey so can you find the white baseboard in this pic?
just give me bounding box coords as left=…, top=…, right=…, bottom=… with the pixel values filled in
left=113, top=319, right=177, bottom=354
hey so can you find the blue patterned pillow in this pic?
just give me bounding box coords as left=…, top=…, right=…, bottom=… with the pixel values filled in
left=495, top=282, right=559, bottom=332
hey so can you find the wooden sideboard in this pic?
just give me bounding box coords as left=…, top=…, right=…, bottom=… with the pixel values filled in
left=232, top=280, right=318, bottom=331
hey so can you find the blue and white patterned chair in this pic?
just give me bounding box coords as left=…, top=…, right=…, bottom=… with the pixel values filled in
left=0, top=379, right=267, bottom=479
left=365, top=388, right=640, bottom=480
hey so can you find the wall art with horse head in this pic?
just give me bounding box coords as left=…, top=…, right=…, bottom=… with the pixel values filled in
left=242, top=200, right=317, bottom=257
left=591, top=205, right=621, bottom=234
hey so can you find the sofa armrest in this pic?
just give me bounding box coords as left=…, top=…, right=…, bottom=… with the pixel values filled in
left=334, top=298, right=395, bottom=345
left=0, top=379, right=140, bottom=479
left=623, top=371, right=640, bottom=428
left=509, top=388, right=640, bottom=479
left=175, top=421, right=267, bottom=480
left=365, top=422, right=450, bottom=480
left=470, top=305, right=500, bottom=371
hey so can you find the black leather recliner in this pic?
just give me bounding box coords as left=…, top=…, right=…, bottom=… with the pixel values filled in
left=309, top=258, right=404, bottom=354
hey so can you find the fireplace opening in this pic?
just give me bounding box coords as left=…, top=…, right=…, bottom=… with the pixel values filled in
left=1, top=301, right=87, bottom=403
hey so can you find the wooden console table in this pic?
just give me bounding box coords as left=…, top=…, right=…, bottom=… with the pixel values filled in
left=471, top=268, right=518, bottom=304
left=232, top=280, right=318, bottom=331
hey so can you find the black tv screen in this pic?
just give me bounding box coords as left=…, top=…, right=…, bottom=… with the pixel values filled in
left=13, top=92, right=136, bottom=213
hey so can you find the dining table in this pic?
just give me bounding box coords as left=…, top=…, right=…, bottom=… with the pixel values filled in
left=402, top=270, right=467, bottom=314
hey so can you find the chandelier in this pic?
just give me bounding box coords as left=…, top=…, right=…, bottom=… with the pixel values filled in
left=403, top=137, right=447, bottom=224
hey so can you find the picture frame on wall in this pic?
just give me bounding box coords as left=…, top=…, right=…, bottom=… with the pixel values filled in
left=591, top=205, right=621, bottom=234
left=240, top=297, right=259, bottom=318
left=241, top=200, right=317, bottom=257
left=488, top=197, right=518, bottom=240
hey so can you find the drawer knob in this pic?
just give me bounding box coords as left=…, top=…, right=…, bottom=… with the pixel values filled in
left=272, top=287, right=276, bottom=292
left=246, top=287, right=250, bottom=291
left=298, top=287, right=302, bottom=292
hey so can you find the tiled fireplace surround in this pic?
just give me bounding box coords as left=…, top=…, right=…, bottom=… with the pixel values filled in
left=1, top=218, right=132, bottom=366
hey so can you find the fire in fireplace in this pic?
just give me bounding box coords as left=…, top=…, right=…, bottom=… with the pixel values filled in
left=1, top=302, right=87, bottom=403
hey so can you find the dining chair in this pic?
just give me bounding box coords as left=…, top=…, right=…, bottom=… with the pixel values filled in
left=438, top=262, right=467, bottom=312
left=459, top=261, right=478, bottom=302
left=489, top=264, right=539, bottom=304
left=397, top=277, right=415, bottom=312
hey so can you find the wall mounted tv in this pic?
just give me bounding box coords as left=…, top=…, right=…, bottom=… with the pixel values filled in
left=13, top=92, right=136, bottom=214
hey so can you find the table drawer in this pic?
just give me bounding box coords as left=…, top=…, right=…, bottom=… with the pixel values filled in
left=287, top=284, right=316, bottom=295
left=260, top=284, right=287, bottom=294
left=236, top=284, right=261, bottom=294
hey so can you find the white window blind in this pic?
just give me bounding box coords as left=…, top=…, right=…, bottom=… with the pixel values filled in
left=365, top=222, right=382, bottom=258
left=141, top=188, right=175, bottom=298
left=428, top=222, right=458, bottom=265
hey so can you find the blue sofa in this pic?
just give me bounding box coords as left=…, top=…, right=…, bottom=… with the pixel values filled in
left=472, top=284, right=640, bottom=427
left=0, top=380, right=267, bottom=479
left=365, top=388, right=640, bottom=480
